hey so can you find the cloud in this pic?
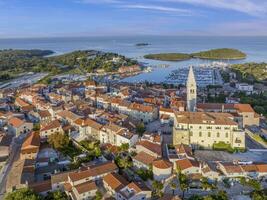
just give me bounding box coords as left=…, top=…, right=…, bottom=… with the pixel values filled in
left=118, top=4, right=192, bottom=15
left=161, top=0, right=267, bottom=16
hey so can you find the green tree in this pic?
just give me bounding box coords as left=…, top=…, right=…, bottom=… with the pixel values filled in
left=119, top=143, right=129, bottom=152
left=45, top=190, right=68, bottom=200
left=179, top=173, right=189, bottom=200
left=136, top=123, right=145, bottom=137
left=152, top=180, right=163, bottom=198
left=94, top=146, right=102, bottom=158
left=201, top=177, right=214, bottom=190
left=4, top=188, right=41, bottom=200
left=95, top=190, right=102, bottom=200
left=48, top=133, right=70, bottom=150
left=254, top=106, right=265, bottom=115
left=33, top=123, right=40, bottom=131
left=251, top=189, right=267, bottom=200
left=115, top=156, right=132, bottom=169
left=170, top=181, right=177, bottom=195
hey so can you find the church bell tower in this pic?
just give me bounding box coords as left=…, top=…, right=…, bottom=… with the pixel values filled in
left=186, top=66, right=197, bottom=112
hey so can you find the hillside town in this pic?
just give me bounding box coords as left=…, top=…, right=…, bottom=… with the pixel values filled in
left=0, top=65, right=266, bottom=200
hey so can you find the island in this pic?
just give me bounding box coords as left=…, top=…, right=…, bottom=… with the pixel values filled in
left=144, top=48, right=246, bottom=61
left=136, top=43, right=150, bottom=47
left=144, top=53, right=191, bottom=61
left=0, top=49, right=138, bottom=82
left=192, top=48, right=246, bottom=60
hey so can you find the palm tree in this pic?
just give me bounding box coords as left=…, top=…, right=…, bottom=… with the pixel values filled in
left=152, top=180, right=163, bottom=198
left=170, top=181, right=177, bottom=195
left=201, top=177, right=211, bottom=190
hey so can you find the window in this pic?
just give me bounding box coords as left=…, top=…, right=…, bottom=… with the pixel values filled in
left=217, top=132, right=220, bottom=137
left=190, top=132, right=193, bottom=137
left=199, top=132, right=202, bottom=137
left=208, top=132, right=211, bottom=137
left=226, top=132, right=228, bottom=138
left=199, top=126, right=202, bottom=129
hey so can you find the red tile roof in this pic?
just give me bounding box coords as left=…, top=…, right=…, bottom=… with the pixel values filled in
left=136, top=140, right=162, bottom=156
left=133, top=151, right=156, bottom=166
left=74, top=181, right=97, bottom=194
left=176, top=159, right=199, bottom=171
left=8, top=117, right=25, bottom=128
left=153, top=159, right=173, bottom=169
left=103, top=172, right=128, bottom=191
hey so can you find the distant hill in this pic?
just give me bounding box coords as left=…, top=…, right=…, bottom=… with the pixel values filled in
left=144, top=48, right=246, bottom=61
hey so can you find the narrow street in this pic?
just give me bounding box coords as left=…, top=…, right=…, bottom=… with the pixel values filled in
left=0, top=138, right=22, bottom=199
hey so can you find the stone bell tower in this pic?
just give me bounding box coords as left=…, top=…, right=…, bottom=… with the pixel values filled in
left=186, top=66, right=197, bottom=112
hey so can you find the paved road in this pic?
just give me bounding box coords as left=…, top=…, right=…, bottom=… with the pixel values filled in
left=0, top=138, right=22, bottom=199
left=245, top=134, right=265, bottom=149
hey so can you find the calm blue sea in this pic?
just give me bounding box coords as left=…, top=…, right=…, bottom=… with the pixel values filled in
left=0, top=36, right=267, bottom=82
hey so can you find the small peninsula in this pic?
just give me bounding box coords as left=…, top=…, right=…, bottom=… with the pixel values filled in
left=231, top=62, right=267, bottom=83
left=144, top=48, right=246, bottom=61
left=0, top=49, right=138, bottom=82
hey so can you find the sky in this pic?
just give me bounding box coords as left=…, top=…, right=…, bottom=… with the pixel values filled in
left=1, top=0, right=267, bottom=38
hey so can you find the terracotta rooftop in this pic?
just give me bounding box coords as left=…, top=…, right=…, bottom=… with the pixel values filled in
left=29, top=180, right=51, bottom=193
left=74, top=118, right=102, bottom=130
left=241, top=164, right=258, bottom=172
left=153, top=159, right=173, bottom=169
left=8, top=117, right=25, bottom=128
left=136, top=140, right=162, bottom=156
left=133, top=151, right=156, bottom=166
left=220, top=163, right=243, bottom=174
left=176, top=158, right=199, bottom=170
left=21, top=131, right=40, bottom=150
left=69, top=162, right=118, bottom=182
left=255, top=164, right=267, bottom=173
left=38, top=110, right=51, bottom=118
left=103, top=172, right=128, bottom=191
left=234, top=104, right=255, bottom=113
left=74, top=181, right=97, bottom=194
left=51, top=171, right=69, bottom=185
left=129, top=102, right=154, bottom=113
left=15, top=97, right=30, bottom=107
left=40, top=120, right=61, bottom=132
left=176, top=144, right=193, bottom=157
left=174, top=111, right=237, bottom=126
left=197, top=103, right=235, bottom=111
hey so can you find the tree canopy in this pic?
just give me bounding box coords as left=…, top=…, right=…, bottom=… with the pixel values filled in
left=48, top=132, right=70, bottom=150
left=4, top=188, right=41, bottom=200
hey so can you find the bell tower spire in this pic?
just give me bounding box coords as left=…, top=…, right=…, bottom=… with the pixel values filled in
left=186, top=66, right=197, bottom=112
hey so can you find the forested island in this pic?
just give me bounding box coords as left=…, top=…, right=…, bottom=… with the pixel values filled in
left=0, top=49, right=138, bottom=81
left=144, top=48, right=246, bottom=61
left=144, top=53, right=191, bottom=61
left=136, top=43, right=150, bottom=46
